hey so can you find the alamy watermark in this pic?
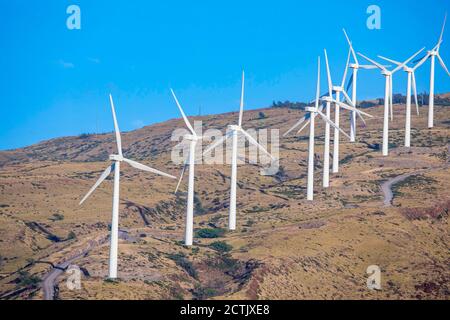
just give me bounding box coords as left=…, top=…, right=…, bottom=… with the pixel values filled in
left=66, top=5, right=81, bottom=30
left=366, top=5, right=381, bottom=30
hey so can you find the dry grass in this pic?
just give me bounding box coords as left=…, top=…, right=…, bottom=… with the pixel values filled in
left=0, top=101, right=449, bottom=300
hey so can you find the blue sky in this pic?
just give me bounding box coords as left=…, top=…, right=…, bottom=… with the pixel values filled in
left=1, top=0, right=449, bottom=150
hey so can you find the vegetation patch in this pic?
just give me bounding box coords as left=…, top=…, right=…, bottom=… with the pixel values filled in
left=16, top=271, right=40, bottom=288
left=195, top=228, right=226, bottom=239
left=167, top=253, right=198, bottom=279
left=209, top=241, right=233, bottom=253
left=401, top=201, right=449, bottom=221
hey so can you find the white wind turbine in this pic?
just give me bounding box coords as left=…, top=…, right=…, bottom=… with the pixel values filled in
left=321, top=49, right=373, bottom=185
left=343, top=29, right=380, bottom=142
left=284, top=57, right=362, bottom=201
left=324, top=48, right=371, bottom=174
left=414, top=14, right=449, bottom=128
left=79, top=94, right=176, bottom=279
left=203, top=71, right=276, bottom=230
left=358, top=48, right=424, bottom=156
left=377, top=52, right=428, bottom=147
left=170, top=89, right=203, bottom=246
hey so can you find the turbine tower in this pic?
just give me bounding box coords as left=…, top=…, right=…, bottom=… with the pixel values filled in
left=203, top=71, right=275, bottom=230
left=358, top=48, right=424, bottom=156
left=413, top=14, right=449, bottom=128
left=343, top=29, right=379, bottom=142
left=79, top=94, right=175, bottom=279
left=170, top=89, right=201, bottom=246
left=325, top=48, right=368, bottom=174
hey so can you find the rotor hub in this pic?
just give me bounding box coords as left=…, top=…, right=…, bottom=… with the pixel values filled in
left=349, top=63, right=358, bottom=69
left=184, top=134, right=199, bottom=141
left=228, top=125, right=241, bottom=131
left=381, top=70, right=391, bottom=76
left=404, top=67, right=413, bottom=73
left=109, top=154, right=123, bottom=162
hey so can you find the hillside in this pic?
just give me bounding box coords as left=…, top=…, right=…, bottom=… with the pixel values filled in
left=0, top=98, right=449, bottom=300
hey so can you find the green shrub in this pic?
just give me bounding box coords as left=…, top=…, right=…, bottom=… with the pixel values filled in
left=195, top=228, right=225, bottom=239
left=67, top=231, right=76, bottom=240
left=49, top=213, right=64, bottom=221
left=192, top=284, right=217, bottom=300
left=167, top=253, right=198, bottom=279
left=209, top=241, right=232, bottom=253
left=16, top=271, right=40, bottom=288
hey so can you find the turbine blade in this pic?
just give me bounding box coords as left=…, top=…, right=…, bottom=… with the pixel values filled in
left=343, top=28, right=358, bottom=64
left=170, top=89, right=196, bottom=135
left=123, top=158, right=176, bottom=179
left=438, top=13, right=447, bottom=49
left=324, top=49, right=333, bottom=96
left=203, top=131, right=233, bottom=156
left=283, top=113, right=310, bottom=137
left=174, top=159, right=188, bottom=194
left=413, top=53, right=431, bottom=70
left=359, top=64, right=380, bottom=69
left=79, top=164, right=114, bottom=205
left=341, top=90, right=355, bottom=107
left=392, top=47, right=425, bottom=74
left=317, top=110, right=351, bottom=140
left=315, top=56, right=321, bottom=107
left=412, top=54, right=427, bottom=64
left=378, top=55, right=401, bottom=66
left=357, top=53, right=386, bottom=71
left=335, top=99, right=372, bottom=118
left=346, top=73, right=354, bottom=92
left=436, top=53, right=450, bottom=76
left=341, top=48, right=351, bottom=88
left=239, top=128, right=274, bottom=160
left=238, top=71, right=245, bottom=126
left=109, top=95, right=123, bottom=156
left=297, top=118, right=311, bottom=135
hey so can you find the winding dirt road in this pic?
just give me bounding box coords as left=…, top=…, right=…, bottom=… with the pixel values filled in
left=41, top=235, right=108, bottom=300
left=381, top=166, right=448, bottom=207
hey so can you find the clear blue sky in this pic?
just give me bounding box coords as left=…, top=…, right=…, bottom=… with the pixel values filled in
left=1, top=0, right=449, bottom=150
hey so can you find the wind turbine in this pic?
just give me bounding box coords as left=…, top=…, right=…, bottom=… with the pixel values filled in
left=358, top=48, right=425, bottom=156
left=414, top=14, right=449, bottom=128
left=324, top=48, right=371, bottom=174
left=170, top=89, right=203, bottom=246
left=343, top=29, right=380, bottom=142
left=203, top=71, right=276, bottom=230
left=79, top=94, right=176, bottom=279
left=322, top=49, right=373, bottom=182
left=377, top=53, right=428, bottom=147
left=284, top=57, right=352, bottom=200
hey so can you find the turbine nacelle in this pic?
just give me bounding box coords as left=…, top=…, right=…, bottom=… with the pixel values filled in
left=404, top=67, right=414, bottom=73
left=381, top=70, right=392, bottom=77
left=228, top=125, right=241, bottom=131
left=109, top=154, right=124, bottom=162
left=305, top=107, right=318, bottom=113
left=333, top=85, right=343, bottom=92
left=321, top=96, right=334, bottom=103
left=184, top=134, right=200, bottom=141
